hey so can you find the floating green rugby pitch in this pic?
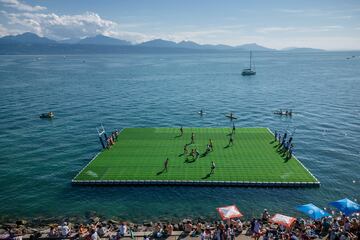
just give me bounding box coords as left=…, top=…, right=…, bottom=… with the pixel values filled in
left=73, top=128, right=319, bottom=187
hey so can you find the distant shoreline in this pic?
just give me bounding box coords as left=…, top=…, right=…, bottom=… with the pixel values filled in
left=0, top=44, right=334, bottom=55
left=1, top=45, right=359, bottom=55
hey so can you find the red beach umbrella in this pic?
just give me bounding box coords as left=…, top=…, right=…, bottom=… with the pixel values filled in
left=217, top=205, right=243, bottom=220
left=270, top=214, right=296, bottom=228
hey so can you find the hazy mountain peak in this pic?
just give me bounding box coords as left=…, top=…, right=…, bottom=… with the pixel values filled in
left=139, top=39, right=178, bottom=47
left=77, top=34, right=131, bottom=45
left=0, top=32, right=56, bottom=44
left=281, top=47, right=325, bottom=52
left=236, top=43, right=274, bottom=51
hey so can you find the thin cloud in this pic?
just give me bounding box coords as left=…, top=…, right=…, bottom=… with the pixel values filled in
left=277, top=9, right=305, bottom=14
left=277, top=8, right=357, bottom=20
left=330, top=15, right=352, bottom=20
left=103, top=29, right=150, bottom=43
left=0, top=0, right=46, bottom=12
left=162, top=29, right=231, bottom=42
left=0, top=23, right=9, bottom=36
left=256, top=26, right=344, bottom=34
left=220, top=24, right=245, bottom=30
left=256, top=27, right=295, bottom=34
left=275, top=36, right=360, bottom=50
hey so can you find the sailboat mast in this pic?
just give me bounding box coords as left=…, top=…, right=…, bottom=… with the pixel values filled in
left=249, top=51, right=252, bottom=69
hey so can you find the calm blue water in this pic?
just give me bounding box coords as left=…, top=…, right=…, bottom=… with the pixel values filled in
left=0, top=52, right=359, bottom=222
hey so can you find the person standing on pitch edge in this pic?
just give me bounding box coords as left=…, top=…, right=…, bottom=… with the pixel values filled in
left=229, top=134, right=234, bottom=146
left=164, top=158, right=169, bottom=172
left=209, top=139, right=214, bottom=151
left=210, top=161, right=216, bottom=174
left=183, top=144, right=188, bottom=155
left=191, top=132, right=195, bottom=144
left=274, top=130, right=277, bottom=141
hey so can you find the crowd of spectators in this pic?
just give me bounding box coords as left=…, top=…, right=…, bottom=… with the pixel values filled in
left=0, top=210, right=359, bottom=240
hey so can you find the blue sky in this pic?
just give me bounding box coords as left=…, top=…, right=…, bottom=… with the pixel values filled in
left=0, top=0, right=360, bottom=49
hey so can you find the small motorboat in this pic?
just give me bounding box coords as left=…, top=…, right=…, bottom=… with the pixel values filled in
left=40, top=112, right=54, bottom=119
left=273, top=110, right=292, bottom=116
left=198, top=110, right=206, bottom=116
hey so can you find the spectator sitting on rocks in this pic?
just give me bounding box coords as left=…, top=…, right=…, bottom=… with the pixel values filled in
left=91, top=228, right=100, bottom=240
left=305, top=225, right=318, bottom=239
left=59, top=222, right=70, bottom=237
left=298, top=219, right=306, bottom=232
left=200, top=229, right=207, bottom=240
left=229, top=224, right=236, bottom=240
left=344, top=217, right=351, bottom=233
left=237, top=219, right=244, bottom=233
left=205, top=226, right=212, bottom=239
left=252, top=219, right=262, bottom=240
left=118, top=222, right=127, bottom=238
left=320, top=217, right=331, bottom=237
left=213, top=226, right=222, bottom=240
left=261, top=209, right=270, bottom=223
left=194, top=221, right=203, bottom=236
left=48, top=226, right=58, bottom=238
left=328, top=227, right=339, bottom=240
left=332, top=219, right=340, bottom=232
left=184, top=221, right=193, bottom=234
left=78, top=224, right=88, bottom=237
left=166, top=222, right=174, bottom=236
left=350, top=218, right=358, bottom=235
left=11, top=229, right=23, bottom=240
left=278, top=223, right=286, bottom=234
left=96, top=223, right=107, bottom=237
left=154, top=222, right=163, bottom=238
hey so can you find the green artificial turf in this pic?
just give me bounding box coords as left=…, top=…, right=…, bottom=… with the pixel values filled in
left=74, top=128, right=318, bottom=183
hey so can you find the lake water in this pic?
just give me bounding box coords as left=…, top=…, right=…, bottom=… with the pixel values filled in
left=0, top=52, right=359, bottom=222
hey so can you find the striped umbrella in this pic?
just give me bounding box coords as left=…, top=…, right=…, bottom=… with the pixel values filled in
left=270, top=214, right=296, bottom=228
left=217, top=205, right=243, bottom=220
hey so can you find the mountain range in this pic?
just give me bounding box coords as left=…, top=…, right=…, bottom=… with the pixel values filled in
left=0, top=32, right=56, bottom=44
left=0, top=32, right=325, bottom=54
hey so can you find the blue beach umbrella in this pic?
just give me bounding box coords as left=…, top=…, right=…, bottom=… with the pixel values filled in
left=329, top=198, right=360, bottom=216
left=296, top=203, right=330, bottom=220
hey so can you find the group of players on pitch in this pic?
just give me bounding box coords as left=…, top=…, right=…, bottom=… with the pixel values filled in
left=163, top=123, right=237, bottom=175
left=274, top=130, right=294, bottom=160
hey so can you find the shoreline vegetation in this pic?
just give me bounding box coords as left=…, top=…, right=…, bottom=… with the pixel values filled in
left=0, top=210, right=359, bottom=240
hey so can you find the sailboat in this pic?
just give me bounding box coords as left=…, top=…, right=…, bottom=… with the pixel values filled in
left=242, top=51, right=256, bottom=76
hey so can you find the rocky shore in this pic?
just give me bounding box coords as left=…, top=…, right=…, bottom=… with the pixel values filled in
left=0, top=214, right=249, bottom=240
left=1, top=211, right=359, bottom=240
